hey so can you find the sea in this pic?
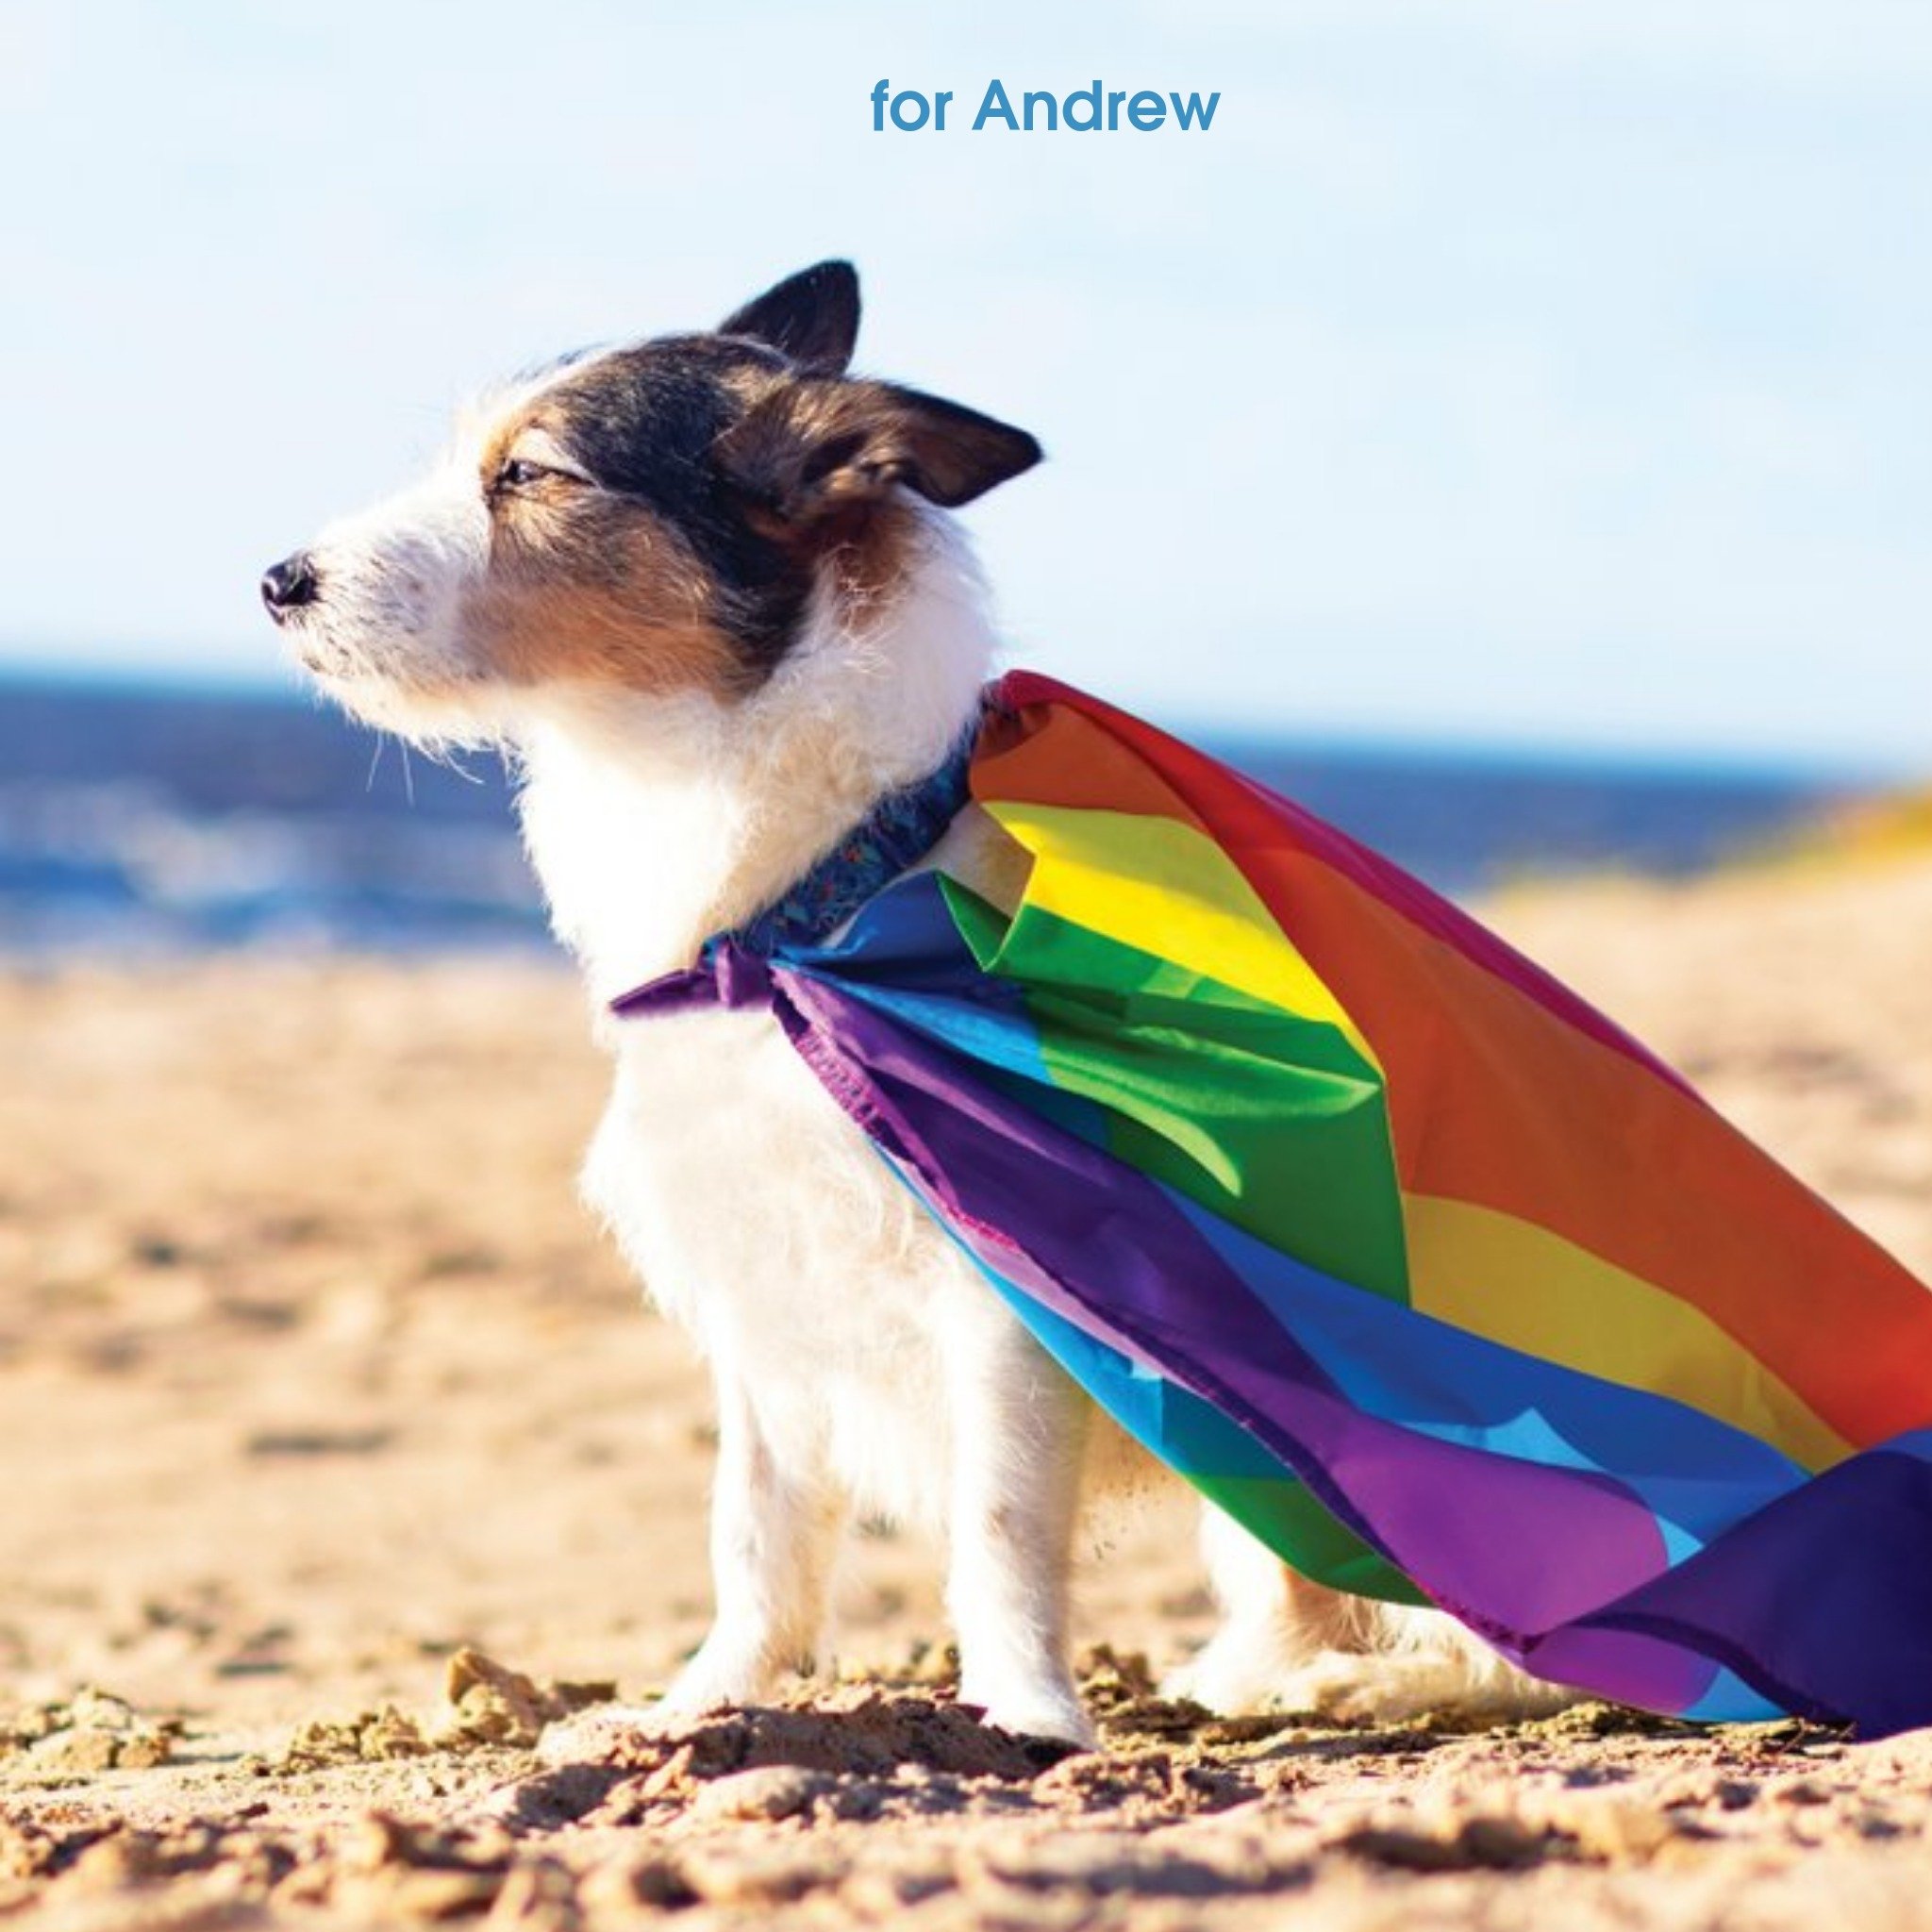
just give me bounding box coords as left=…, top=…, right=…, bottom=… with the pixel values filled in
left=0, top=676, right=1866, bottom=957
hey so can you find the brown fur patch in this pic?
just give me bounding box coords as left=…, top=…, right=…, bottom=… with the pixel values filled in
left=441, top=374, right=747, bottom=699
left=465, top=484, right=749, bottom=699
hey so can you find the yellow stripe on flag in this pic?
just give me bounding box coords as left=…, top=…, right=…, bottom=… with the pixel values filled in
left=1406, top=1193, right=1850, bottom=1472
left=984, top=803, right=1378, bottom=1067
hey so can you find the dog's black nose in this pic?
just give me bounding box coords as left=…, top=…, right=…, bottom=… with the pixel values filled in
left=260, top=552, right=320, bottom=621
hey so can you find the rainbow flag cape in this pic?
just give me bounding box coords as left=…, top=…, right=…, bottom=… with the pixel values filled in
left=618, top=672, right=1932, bottom=1735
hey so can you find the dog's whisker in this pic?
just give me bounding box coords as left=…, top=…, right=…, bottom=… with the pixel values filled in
left=422, top=742, right=486, bottom=787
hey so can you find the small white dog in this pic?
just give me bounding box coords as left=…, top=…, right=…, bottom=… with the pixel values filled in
left=263, top=262, right=1559, bottom=1749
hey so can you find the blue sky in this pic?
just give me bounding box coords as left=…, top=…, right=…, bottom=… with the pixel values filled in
left=2, top=1, right=1928, bottom=770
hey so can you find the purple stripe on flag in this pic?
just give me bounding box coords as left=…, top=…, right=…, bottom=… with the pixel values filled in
left=1581, top=1441, right=1932, bottom=1735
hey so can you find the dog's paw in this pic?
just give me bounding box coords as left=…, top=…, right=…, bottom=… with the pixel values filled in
left=977, top=1699, right=1097, bottom=1750
left=964, top=1682, right=1096, bottom=1750
left=1160, top=1624, right=1316, bottom=1716
left=1272, top=1651, right=1572, bottom=1728
left=1161, top=1647, right=1407, bottom=1724
left=1268, top=1652, right=1413, bottom=1724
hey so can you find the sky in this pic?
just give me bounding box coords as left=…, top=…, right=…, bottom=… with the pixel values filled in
left=2, top=1, right=1929, bottom=771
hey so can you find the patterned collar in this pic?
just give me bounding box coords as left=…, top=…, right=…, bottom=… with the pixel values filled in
left=719, top=726, right=978, bottom=958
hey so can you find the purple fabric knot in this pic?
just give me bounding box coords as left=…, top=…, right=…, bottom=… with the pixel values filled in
left=608, top=940, right=778, bottom=1021
left=711, top=939, right=775, bottom=1009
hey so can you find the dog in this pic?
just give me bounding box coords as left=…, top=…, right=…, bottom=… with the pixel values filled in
left=262, top=261, right=1563, bottom=1750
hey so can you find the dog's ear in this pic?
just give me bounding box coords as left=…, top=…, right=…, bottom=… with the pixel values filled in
left=719, top=261, right=861, bottom=375
left=721, top=377, right=1041, bottom=526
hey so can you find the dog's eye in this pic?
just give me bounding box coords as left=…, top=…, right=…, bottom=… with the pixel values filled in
left=493, top=458, right=555, bottom=492
left=492, top=455, right=592, bottom=497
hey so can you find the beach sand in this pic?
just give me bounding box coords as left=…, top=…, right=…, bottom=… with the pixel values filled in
left=5, top=852, right=1932, bottom=1930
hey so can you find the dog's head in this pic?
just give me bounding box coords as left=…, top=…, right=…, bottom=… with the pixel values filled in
left=261, top=261, right=1040, bottom=741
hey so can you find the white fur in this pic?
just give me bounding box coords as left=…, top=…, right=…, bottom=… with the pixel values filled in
left=286, top=449, right=1566, bottom=1749
left=295, top=455, right=493, bottom=724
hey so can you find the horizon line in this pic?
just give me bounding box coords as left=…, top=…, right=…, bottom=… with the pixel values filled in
left=0, top=655, right=1917, bottom=790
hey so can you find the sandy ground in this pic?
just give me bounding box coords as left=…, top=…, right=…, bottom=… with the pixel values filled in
left=5, top=852, right=1932, bottom=1931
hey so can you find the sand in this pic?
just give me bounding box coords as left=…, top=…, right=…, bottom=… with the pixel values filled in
left=4, top=852, right=1932, bottom=1930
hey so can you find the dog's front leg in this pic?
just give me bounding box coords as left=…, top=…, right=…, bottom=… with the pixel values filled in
left=540, top=1362, right=841, bottom=1765
left=943, top=1310, right=1096, bottom=1748
left=661, top=1366, right=845, bottom=1718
